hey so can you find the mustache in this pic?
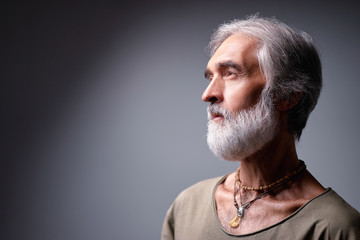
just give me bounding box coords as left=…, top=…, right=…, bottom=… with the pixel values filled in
left=207, top=104, right=233, bottom=120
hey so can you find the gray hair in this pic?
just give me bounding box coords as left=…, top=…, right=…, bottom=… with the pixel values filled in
left=207, top=15, right=322, bottom=139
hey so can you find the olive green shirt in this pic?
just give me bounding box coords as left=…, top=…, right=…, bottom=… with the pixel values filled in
left=161, top=176, right=360, bottom=240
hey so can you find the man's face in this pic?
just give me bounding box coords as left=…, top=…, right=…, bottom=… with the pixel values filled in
left=203, top=34, right=266, bottom=117
left=203, top=34, right=279, bottom=161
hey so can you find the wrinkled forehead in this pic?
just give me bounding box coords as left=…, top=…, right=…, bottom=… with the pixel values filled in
left=207, top=34, right=261, bottom=72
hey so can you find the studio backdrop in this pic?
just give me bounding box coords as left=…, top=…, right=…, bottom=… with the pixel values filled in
left=3, top=1, right=360, bottom=240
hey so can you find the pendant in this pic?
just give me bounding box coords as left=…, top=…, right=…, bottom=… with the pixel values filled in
left=229, top=214, right=241, bottom=228
left=229, top=206, right=244, bottom=228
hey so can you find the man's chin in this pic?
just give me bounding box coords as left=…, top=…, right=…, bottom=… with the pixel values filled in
left=208, top=119, right=226, bottom=128
left=207, top=128, right=272, bottom=162
left=207, top=132, right=249, bottom=161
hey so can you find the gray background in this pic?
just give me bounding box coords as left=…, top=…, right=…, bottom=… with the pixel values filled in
left=3, top=1, right=360, bottom=240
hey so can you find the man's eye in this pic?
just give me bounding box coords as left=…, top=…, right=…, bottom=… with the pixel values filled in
left=225, top=70, right=236, bottom=77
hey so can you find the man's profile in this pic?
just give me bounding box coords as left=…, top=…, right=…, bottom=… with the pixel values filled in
left=161, top=15, right=360, bottom=239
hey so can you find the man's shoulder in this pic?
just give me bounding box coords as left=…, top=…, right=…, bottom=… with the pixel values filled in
left=174, top=176, right=224, bottom=206
left=310, top=189, right=359, bottom=217
left=162, top=176, right=227, bottom=240
left=304, top=188, right=360, bottom=230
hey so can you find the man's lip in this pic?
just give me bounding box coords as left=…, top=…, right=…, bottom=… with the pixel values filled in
left=211, top=113, right=224, bottom=121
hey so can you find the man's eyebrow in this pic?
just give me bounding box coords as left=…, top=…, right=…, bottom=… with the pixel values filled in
left=218, top=61, right=243, bottom=72
left=204, top=61, right=245, bottom=79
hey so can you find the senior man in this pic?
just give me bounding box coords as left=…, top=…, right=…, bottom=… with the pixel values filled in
left=161, top=16, right=360, bottom=239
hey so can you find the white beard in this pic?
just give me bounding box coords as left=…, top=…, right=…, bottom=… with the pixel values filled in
left=206, top=94, right=279, bottom=161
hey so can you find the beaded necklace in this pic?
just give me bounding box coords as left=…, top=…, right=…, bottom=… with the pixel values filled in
left=229, top=160, right=306, bottom=228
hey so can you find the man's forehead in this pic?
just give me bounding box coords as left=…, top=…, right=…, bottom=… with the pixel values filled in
left=207, top=34, right=259, bottom=70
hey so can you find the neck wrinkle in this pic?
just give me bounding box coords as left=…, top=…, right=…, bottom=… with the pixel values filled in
left=238, top=131, right=299, bottom=189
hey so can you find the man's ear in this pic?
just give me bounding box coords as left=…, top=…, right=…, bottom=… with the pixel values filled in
left=276, top=92, right=303, bottom=111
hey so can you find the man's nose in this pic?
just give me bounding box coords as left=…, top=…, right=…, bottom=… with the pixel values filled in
left=201, top=77, right=223, bottom=103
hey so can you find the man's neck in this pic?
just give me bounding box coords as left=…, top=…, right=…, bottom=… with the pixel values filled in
left=238, top=131, right=299, bottom=189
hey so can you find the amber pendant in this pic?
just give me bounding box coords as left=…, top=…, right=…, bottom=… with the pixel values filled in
left=229, top=206, right=244, bottom=228
left=229, top=214, right=241, bottom=228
